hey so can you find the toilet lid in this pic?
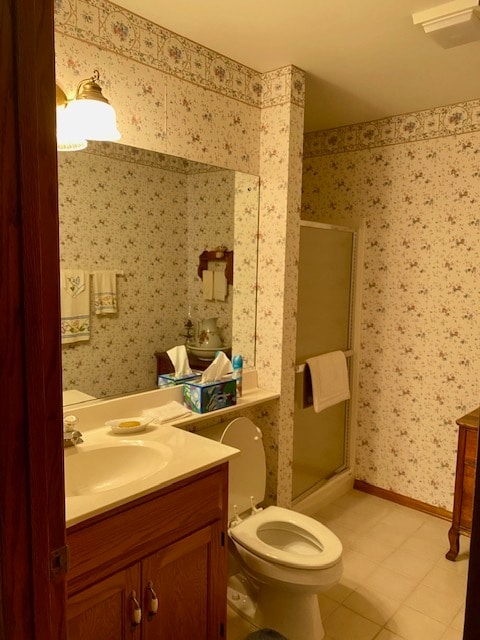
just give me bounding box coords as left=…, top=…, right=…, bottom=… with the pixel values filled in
left=218, top=417, right=266, bottom=519
left=229, top=505, right=343, bottom=570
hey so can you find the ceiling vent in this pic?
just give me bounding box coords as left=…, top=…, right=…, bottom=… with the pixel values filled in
left=413, top=0, right=480, bottom=48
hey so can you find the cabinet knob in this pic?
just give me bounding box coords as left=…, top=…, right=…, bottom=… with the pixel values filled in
left=130, top=590, right=142, bottom=627
left=146, top=580, right=159, bottom=619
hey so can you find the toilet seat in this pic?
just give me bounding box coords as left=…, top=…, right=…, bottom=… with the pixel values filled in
left=229, top=505, right=343, bottom=570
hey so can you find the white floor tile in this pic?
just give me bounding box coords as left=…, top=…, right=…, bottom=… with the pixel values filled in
left=436, top=553, right=470, bottom=577
left=379, top=508, right=427, bottom=536
left=421, top=565, right=468, bottom=598
left=343, top=585, right=401, bottom=625
left=325, top=579, right=356, bottom=603
left=351, top=531, right=397, bottom=562
left=404, top=584, right=464, bottom=625
left=398, top=532, right=447, bottom=562
left=374, top=630, right=406, bottom=640
left=318, top=593, right=340, bottom=620
left=440, top=627, right=464, bottom=640
left=364, top=521, right=413, bottom=549
left=324, top=604, right=381, bottom=640
left=363, top=565, right=417, bottom=602
left=381, top=546, right=438, bottom=582
left=413, top=516, right=451, bottom=542
left=386, top=604, right=447, bottom=640
left=342, top=549, right=380, bottom=585
left=449, top=606, right=465, bottom=632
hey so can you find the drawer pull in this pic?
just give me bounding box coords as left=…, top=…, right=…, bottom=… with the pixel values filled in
left=130, top=590, right=142, bottom=626
left=146, top=580, right=159, bottom=619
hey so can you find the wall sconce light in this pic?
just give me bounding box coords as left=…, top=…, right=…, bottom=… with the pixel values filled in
left=66, top=70, right=121, bottom=142
left=56, top=84, right=88, bottom=152
left=55, top=70, right=121, bottom=152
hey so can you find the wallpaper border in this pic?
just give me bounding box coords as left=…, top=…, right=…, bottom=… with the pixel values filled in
left=83, top=141, right=222, bottom=173
left=304, top=99, right=480, bottom=156
left=54, top=0, right=305, bottom=109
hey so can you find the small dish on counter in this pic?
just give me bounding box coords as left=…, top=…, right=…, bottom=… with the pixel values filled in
left=105, top=417, right=153, bottom=434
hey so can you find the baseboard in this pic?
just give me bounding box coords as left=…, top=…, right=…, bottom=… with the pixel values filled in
left=354, top=479, right=452, bottom=521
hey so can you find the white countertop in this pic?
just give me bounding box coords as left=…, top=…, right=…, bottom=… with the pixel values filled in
left=63, top=371, right=278, bottom=528
left=65, top=423, right=239, bottom=528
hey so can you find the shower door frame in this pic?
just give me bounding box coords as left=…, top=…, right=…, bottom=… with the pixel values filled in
left=293, top=220, right=360, bottom=506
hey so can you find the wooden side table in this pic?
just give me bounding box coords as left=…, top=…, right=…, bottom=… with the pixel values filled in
left=446, top=406, right=479, bottom=561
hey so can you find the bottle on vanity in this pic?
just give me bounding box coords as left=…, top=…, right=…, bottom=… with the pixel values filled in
left=232, top=354, right=243, bottom=397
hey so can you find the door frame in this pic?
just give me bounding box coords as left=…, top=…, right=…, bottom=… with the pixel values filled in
left=1, top=1, right=66, bottom=638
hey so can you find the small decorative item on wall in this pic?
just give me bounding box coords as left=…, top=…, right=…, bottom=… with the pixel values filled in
left=197, top=248, right=234, bottom=284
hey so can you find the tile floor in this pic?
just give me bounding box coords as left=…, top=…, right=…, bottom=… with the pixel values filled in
left=227, top=489, right=469, bottom=640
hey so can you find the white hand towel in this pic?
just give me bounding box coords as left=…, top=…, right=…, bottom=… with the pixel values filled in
left=213, top=271, right=227, bottom=301
left=60, top=269, right=90, bottom=344
left=92, top=270, right=118, bottom=315
left=203, top=269, right=214, bottom=300
left=142, top=401, right=191, bottom=423
left=306, top=351, right=350, bottom=413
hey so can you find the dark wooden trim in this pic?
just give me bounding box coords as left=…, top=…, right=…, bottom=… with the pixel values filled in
left=353, top=479, right=452, bottom=521
left=464, top=408, right=480, bottom=639
left=1, top=1, right=66, bottom=639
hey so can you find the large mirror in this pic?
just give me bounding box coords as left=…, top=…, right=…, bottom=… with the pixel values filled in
left=59, top=141, right=259, bottom=405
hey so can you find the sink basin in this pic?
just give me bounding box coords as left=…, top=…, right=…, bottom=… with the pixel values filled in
left=65, top=441, right=172, bottom=497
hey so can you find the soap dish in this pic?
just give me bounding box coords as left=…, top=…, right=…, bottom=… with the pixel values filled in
left=105, top=417, right=153, bottom=434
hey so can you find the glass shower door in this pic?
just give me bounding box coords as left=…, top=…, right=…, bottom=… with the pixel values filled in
left=292, top=222, right=355, bottom=501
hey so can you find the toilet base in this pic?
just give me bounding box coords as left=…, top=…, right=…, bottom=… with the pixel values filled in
left=227, top=572, right=325, bottom=640
left=227, top=573, right=257, bottom=622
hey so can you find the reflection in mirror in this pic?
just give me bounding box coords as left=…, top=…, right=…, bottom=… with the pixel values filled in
left=58, top=142, right=259, bottom=405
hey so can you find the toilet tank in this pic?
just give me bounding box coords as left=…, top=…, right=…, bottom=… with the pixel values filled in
left=200, top=417, right=266, bottom=519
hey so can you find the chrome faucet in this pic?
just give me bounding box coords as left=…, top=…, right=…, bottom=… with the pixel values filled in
left=63, top=415, right=83, bottom=447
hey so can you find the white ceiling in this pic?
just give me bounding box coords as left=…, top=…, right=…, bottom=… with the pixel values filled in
left=113, top=0, right=480, bottom=132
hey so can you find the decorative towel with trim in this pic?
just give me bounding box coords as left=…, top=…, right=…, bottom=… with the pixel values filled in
left=92, top=270, right=118, bottom=315
left=60, top=269, right=90, bottom=344
left=213, top=271, right=227, bottom=301
left=305, top=350, right=350, bottom=413
left=203, top=269, right=214, bottom=300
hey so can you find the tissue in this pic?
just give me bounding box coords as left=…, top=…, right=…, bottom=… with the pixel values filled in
left=200, top=351, right=232, bottom=383
left=157, top=345, right=199, bottom=388
left=167, top=345, right=192, bottom=377
left=183, top=352, right=236, bottom=413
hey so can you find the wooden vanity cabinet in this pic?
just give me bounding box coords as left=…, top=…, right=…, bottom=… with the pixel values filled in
left=446, top=407, right=479, bottom=561
left=66, top=464, right=228, bottom=639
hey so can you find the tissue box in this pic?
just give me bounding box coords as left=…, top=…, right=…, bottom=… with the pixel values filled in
left=157, top=372, right=201, bottom=388
left=183, top=378, right=237, bottom=413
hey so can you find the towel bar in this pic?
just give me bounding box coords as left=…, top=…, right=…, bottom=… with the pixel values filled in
left=89, top=270, right=124, bottom=276
left=295, top=350, right=353, bottom=410
left=295, top=349, right=353, bottom=374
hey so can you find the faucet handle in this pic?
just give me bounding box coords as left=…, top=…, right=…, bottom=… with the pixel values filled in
left=63, top=415, right=78, bottom=432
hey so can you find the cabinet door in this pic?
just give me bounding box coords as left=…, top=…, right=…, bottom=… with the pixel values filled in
left=67, top=564, right=141, bottom=640
left=142, top=523, right=226, bottom=640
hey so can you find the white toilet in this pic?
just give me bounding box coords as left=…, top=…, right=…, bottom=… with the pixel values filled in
left=201, top=417, right=343, bottom=640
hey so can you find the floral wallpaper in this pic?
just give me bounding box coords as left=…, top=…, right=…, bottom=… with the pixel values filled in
left=54, top=0, right=306, bottom=506
left=60, top=143, right=238, bottom=398
left=303, top=106, right=480, bottom=510
left=256, top=101, right=305, bottom=505
left=232, top=172, right=260, bottom=369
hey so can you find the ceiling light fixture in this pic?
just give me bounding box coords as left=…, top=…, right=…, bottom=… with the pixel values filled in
left=413, top=0, right=480, bottom=48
